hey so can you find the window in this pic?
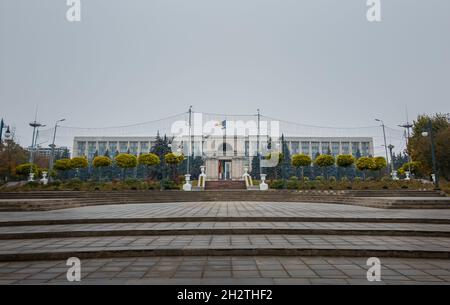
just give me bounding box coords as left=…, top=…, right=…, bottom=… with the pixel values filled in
left=311, top=142, right=320, bottom=157
left=331, top=142, right=340, bottom=156
left=301, top=142, right=310, bottom=155
left=352, top=142, right=360, bottom=156
left=77, top=141, right=86, bottom=156
left=245, top=141, right=249, bottom=157
left=361, top=142, right=370, bottom=156
left=98, top=142, right=107, bottom=156
left=194, top=141, right=202, bottom=157
left=321, top=142, right=331, bottom=155
left=129, top=142, right=138, bottom=155
left=108, top=142, right=117, bottom=155
left=140, top=142, right=149, bottom=154
left=87, top=141, right=97, bottom=160
left=119, top=142, right=128, bottom=153
left=341, top=142, right=350, bottom=154
left=291, top=141, right=299, bottom=154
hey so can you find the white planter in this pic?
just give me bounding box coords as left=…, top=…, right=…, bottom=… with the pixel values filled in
left=405, top=171, right=411, bottom=180
left=259, top=174, right=268, bottom=191
left=183, top=174, right=192, bottom=191
left=40, top=171, right=49, bottom=185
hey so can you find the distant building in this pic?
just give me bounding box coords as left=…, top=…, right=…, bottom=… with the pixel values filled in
left=26, top=146, right=70, bottom=159
left=73, top=136, right=373, bottom=181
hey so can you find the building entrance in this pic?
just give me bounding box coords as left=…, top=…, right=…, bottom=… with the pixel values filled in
left=218, top=160, right=232, bottom=180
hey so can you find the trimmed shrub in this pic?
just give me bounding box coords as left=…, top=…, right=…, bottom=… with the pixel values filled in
left=164, top=153, right=184, bottom=165
left=291, top=154, right=312, bottom=167
left=69, top=157, right=88, bottom=169
left=114, top=154, right=137, bottom=169
left=373, top=156, right=387, bottom=171
left=93, top=156, right=112, bottom=168
left=336, top=155, right=355, bottom=168
left=15, top=163, right=39, bottom=177
left=54, top=159, right=72, bottom=171
left=314, top=155, right=335, bottom=168
left=138, top=153, right=160, bottom=167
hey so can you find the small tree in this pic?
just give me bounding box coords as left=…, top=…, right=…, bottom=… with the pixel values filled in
left=291, top=154, right=312, bottom=180
left=336, top=154, right=355, bottom=179
left=164, top=153, right=184, bottom=180
left=265, top=152, right=283, bottom=180
left=15, top=163, right=39, bottom=179
left=69, top=157, right=88, bottom=179
left=398, top=161, right=422, bottom=176
left=356, top=156, right=375, bottom=180
left=138, top=153, right=160, bottom=179
left=53, top=158, right=72, bottom=180
left=115, top=153, right=137, bottom=180
left=373, top=156, right=387, bottom=177
left=92, top=156, right=112, bottom=181
left=314, top=154, right=335, bottom=178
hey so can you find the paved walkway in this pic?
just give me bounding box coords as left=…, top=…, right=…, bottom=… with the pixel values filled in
left=1, top=234, right=449, bottom=256
left=1, top=222, right=450, bottom=235
left=1, top=201, right=450, bottom=284
left=1, top=202, right=450, bottom=222
left=1, top=256, right=449, bottom=285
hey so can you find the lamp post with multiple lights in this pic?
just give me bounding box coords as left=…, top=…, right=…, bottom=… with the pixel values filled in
left=48, top=119, right=66, bottom=183
left=28, top=120, right=46, bottom=181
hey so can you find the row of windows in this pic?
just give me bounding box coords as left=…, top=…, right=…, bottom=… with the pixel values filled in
left=288, top=141, right=371, bottom=157
left=77, top=141, right=155, bottom=158
left=77, top=140, right=372, bottom=159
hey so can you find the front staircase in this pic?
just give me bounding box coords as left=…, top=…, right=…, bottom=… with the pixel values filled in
left=205, top=180, right=246, bottom=190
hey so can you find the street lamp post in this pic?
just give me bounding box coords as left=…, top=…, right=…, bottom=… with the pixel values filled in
left=0, top=119, right=4, bottom=147
left=4, top=126, right=11, bottom=141
left=375, top=119, right=390, bottom=176
left=48, top=119, right=66, bottom=183
left=187, top=106, right=192, bottom=176
left=257, top=109, right=261, bottom=179
left=3, top=126, right=12, bottom=181
left=421, top=119, right=439, bottom=189
left=0, top=119, right=9, bottom=150
left=387, top=144, right=395, bottom=175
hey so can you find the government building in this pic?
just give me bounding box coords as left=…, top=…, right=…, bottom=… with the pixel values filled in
left=73, top=136, right=374, bottom=181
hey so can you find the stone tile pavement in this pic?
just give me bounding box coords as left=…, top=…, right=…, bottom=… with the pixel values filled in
left=1, top=202, right=450, bottom=223
left=1, top=221, right=449, bottom=234
left=1, top=234, right=449, bottom=255
left=0, top=256, right=449, bottom=285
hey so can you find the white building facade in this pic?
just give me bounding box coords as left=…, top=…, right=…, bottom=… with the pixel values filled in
left=73, top=136, right=374, bottom=181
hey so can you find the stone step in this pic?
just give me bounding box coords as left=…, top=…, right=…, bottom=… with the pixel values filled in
left=205, top=181, right=247, bottom=190
left=0, top=189, right=444, bottom=199
left=1, top=194, right=449, bottom=211
left=2, top=222, right=450, bottom=239
left=1, top=234, right=449, bottom=261
left=2, top=216, right=450, bottom=227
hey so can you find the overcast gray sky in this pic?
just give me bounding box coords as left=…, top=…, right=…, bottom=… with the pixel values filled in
left=1, top=0, right=449, bottom=149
